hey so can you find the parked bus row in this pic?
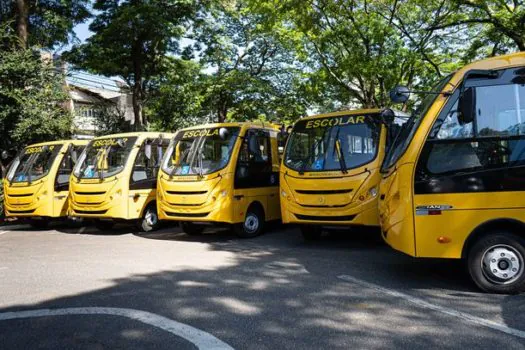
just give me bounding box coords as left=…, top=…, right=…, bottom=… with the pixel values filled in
left=3, top=52, right=525, bottom=294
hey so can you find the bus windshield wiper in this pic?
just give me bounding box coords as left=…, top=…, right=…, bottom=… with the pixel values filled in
left=334, top=128, right=348, bottom=174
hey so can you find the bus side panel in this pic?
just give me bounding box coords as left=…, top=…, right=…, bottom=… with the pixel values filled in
left=52, top=190, right=69, bottom=217
left=414, top=192, right=525, bottom=258
left=380, top=163, right=416, bottom=256
left=128, top=189, right=155, bottom=220
left=232, top=188, right=276, bottom=223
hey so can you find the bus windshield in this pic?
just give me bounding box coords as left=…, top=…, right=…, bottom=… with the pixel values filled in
left=381, top=74, right=454, bottom=172
left=162, top=127, right=240, bottom=176
left=7, top=144, right=62, bottom=183
left=73, top=137, right=137, bottom=179
left=284, top=115, right=380, bottom=172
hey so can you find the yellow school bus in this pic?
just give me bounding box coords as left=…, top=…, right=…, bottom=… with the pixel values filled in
left=157, top=122, right=281, bottom=238
left=3, top=140, right=87, bottom=228
left=280, top=109, right=406, bottom=240
left=380, top=52, right=525, bottom=294
left=69, top=132, right=172, bottom=231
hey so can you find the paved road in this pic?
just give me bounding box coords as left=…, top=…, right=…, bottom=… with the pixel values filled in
left=0, top=222, right=524, bottom=349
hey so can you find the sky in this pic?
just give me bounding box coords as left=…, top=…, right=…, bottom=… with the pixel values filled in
left=73, top=20, right=93, bottom=44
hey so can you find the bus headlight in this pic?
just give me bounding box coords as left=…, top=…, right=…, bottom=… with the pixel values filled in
left=220, top=190, right=228, bottom=197
left=281, top=190, right=287, bottom=197
left=368, top=187, right=378, bottom=198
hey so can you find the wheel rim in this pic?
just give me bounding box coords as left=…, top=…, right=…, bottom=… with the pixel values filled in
left=145, top=209, right=158, bottom=226
left=481, top=244, right=524, bottom=285
left=244, top=213, right=259, bottom=234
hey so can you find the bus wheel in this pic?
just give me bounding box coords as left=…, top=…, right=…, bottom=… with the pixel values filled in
left=139, top=205, right=160, bottom=232
left=94, top=220, right=114, bottom=231
left=234, top=206, right=265, bottom=238
left=468, top=232, right=525, bottom=294
left=300, top=225, right=322, bottom=241
left=181, top=222, right=204, bottom=236
left=29, top=219, right=48, bottom=230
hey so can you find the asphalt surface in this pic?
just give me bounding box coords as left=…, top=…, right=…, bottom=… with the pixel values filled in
left=0, top=222, right=524, bottom=349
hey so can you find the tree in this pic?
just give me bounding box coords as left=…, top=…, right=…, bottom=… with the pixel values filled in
left=192, top=0, right=308, bottom=123
left=249, top=0, right=463, bottom=110
left=429, top=0, right=525, bottom=55
left=0, top=0, right=90, bottom=49
left=66, top=0, right=200, bottom=131
left=0, top=27, right=73, bottom=175
left=146, top=58, right=210, bottom=131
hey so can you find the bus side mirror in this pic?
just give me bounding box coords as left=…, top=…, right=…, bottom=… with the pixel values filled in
left=380, top=109, right=395, bottom=125
left=390, top=86, right=410, bottom=103
left=219, top=127, right=229, bottom=140
left=458, top=87, right=476, bottom=125
left=1, top=150, right=8, bottom=160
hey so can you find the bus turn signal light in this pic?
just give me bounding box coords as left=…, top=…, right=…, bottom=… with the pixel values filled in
left=437, top=236, right=451, bottom=244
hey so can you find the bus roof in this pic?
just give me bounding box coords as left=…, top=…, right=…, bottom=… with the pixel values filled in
left=299, top=108, right=408, bottom=121
left=24, top=139, right=89, bottom=148
left=91, top=132, right=175, bottom=140
left=179, top=121, right=280, bottom=132
left=459, top=51, right=525, bottom=74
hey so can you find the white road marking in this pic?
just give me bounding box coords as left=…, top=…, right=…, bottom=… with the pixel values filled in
left=338, top=274, right=525, bottom=339
left=0, top=307, right=234, bottom=349
left=0, top=230, right=9, bottom=235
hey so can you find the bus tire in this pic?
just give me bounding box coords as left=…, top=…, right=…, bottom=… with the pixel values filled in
left=181, top=222, right=204, bottom=236
left=234, top=206, right=264, bottom=238
left=29, top=219, right=48, bottom=230
left=139, top=205, right=160, bottom=232
left=467, top=232, right=525, bottom=294
left=94, top=220, right=114, bottom=231
left=300, top=225, right=322, bottom=241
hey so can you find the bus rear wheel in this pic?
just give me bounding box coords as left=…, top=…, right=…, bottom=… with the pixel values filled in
left=234, top=206, right=264, bottom=238
left=139, top=205, right=160, bottom=232
left=181, top=222, right=204, bottom=236
left=300, top=225, right=322, bottom=241
left=468, top=232, right=525, bottom=294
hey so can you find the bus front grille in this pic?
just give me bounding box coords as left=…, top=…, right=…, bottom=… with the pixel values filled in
left=165, top=211, right=210, bottom=218
left=73, top=209, right=108, bottom=215
left=295, top=189, right=353, bottom=195
left=294, top=214, right=356, bottom=221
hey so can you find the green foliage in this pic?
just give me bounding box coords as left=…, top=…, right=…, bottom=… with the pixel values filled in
left=189, top=0, right=308, bottom=123
left=66, top=0, right=201, bottom=128
left=0, top=30, right=72, bottom=155
left=93, top=106, right=132, bottom=136
left=0, top=0, right=90, bottom=48
left=146, top=58, right=209, bottom=131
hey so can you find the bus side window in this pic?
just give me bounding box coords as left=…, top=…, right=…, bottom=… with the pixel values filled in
left=55, top=146, right=78, bottom=192
left=235, top=130, right=274, bottom=188
left=131, top=139, right=167, bottom=188
left=416, top=68, right=525, bottom=193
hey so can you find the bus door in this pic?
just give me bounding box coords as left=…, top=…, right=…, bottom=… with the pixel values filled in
left=413, top=68, right=525, bottom=258
left=129, top=137, right=169, bottom=218
left=234, top=129, right=280, bottom=222
left=54, top=144, right=84, bottom=216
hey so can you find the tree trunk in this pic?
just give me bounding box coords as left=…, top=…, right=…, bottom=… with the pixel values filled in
left=15, top=0, right=29, bottom=48
left=131, top=41, right=144, bottom=131
left=131, top=83, right=144, bottom=131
